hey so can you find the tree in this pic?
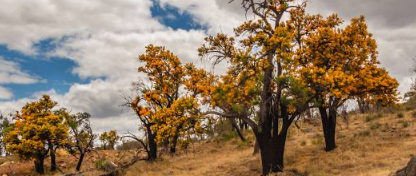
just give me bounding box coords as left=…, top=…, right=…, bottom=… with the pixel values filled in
left=204, top=52, right=261, bottom=142
left=0, top=114, right=12, bottom=156
left=5, top=95, right=69, bottom=174
left=129, top=45, right=214, bottom=159
left=295, top=12, right=399, bottom=151
left=66, top=112, right=96, bottom=171
left=99, top=130, right=119, bottom=150
left=200, top=1, right=317, bottom=174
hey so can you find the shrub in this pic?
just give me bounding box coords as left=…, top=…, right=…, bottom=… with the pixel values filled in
left=397, top=112, right=404, bottom=118
left=399, top=120, right=410, bottom=128
left=95, top=158, right=117, bottom=172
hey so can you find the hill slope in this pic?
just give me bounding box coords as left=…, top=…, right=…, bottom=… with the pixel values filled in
left=125, top=111, right=416, bottom=176
left=1, top=111, right=415, bottom=176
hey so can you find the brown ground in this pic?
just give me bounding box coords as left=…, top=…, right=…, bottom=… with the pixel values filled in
left=1, top=111, right=416, bottom=176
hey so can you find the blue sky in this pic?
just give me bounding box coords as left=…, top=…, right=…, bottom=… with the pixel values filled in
left=0, top=0, right=415, bottom=133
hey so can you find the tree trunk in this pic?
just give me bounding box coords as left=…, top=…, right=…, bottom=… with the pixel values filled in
left=147, top=128, right=157, bottom=161
left=50, top=148, right=56, bottom=171
left=230, top=118, right=246, bottom=142
left=169, top=133, right=179, bottom=153
left=76, top=153, right=85, bottom=171
left=272, top=128, right=288, bottom=172
left=319, top=107, right=337, bottom=151
left=258, top=136, right=274, bottom=176
left=34, top=152, right=45, bottom=174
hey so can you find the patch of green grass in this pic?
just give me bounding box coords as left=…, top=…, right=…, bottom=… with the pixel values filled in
left=370, top=122, right=382, bottom=130
left=354, top=130, right=370, bottom=137
left=311, top=135, right=324, bottom=146
left=300, top=140, right=307, bottom=146
left=365, top=115, right=380, bottom=122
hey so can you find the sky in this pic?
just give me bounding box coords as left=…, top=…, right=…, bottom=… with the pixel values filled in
left=0, top=0, right=415, bottom=134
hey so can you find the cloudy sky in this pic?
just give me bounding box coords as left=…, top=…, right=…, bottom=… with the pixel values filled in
left=0, top=0, right=415, bottom=133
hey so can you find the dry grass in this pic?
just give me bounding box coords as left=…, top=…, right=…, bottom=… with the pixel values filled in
left=125, top=111, right=416, bottom=176
left=2, top=111, right=416, bottom=176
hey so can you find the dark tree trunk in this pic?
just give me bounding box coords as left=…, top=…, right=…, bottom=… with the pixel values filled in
left=169, top=133, right=179, bottom=153
left=257, top=136, right=274, bottom=176
left=358, top=99, right=365, bottom=114
left=50, top=148, right=56, bottom=171
left=256, top=131, right=288, bottom=175
left=34, top=152, right=45, bottom=174
left=272, top=128, right=288, bottom=172
left=147, top=128, right=157, bottom=161
left=76, top=152, right=85, bottom=171
left=319, top=106, right=337, bottom=151
left=230, top=118, right=246, bottom=142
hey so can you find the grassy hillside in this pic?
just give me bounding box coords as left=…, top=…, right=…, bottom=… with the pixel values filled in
left=125, top=111, right=416, bottom=176
left=1, top=111, right=415, bottom=176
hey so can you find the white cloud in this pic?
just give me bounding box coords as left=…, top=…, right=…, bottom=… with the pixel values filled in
left=0, top=57, right=41, bottom=84
left=156, top=0, right=247, bottom=34
left=0, top=86, right=13, bottom=99
left=1, top=0, right=415, bottom=133
left=0, top=0, right=163, bottom=54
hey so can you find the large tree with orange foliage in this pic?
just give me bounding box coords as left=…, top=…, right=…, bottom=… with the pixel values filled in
left=200, top=1, right=316, bottom=174
left=291, top=9, right=399, bottom=151
left=200, top=0, right=398, bottom=175
left=129, top=45, right=215, bottom=160
left=5, top=95, right=69, bottom=174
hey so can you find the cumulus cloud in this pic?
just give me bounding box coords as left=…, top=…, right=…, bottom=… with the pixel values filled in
left=0, top=86, right=13, bottom=99
left=0, top=57, right=41, bottom=84
left=0, top=0, right=162, bottom=54
left=0, top=0, right=415, bottom=133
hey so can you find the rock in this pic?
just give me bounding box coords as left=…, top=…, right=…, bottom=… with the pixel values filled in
left=390, top=157, right=416, bottom=176
left=406, top=157, right=416, bottom=176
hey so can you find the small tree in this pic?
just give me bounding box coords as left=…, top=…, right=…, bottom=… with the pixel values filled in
left=0, top=114, right=12, bottom=156
left=5, top=95, right=69, bottom=174
left=99, top=130, right=119, bottom=150
left=66, top=112, right=96, bottom=171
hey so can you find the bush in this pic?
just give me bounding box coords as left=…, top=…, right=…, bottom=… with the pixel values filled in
left=95, top=158, right=117, bottom=172
left=399, top=120, right=410, bottom=128
left=397, top=112, right=404, bottom=118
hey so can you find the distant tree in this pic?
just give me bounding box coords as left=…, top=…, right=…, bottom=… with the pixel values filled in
left=99, top=130, right=119, bottom=150
left=0, top=114, right=12, bottom=156
left=5, top=95, right=69, bottom=174
left=66, top=112, right=96, bottom=171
